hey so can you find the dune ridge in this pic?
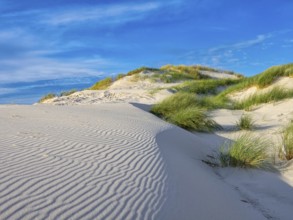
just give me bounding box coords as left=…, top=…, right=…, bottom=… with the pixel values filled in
left=0, top=104, right=274, bottom=220
left=0, top=104, right=170, bottom=220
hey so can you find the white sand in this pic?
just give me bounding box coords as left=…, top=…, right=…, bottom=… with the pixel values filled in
left=0, top=104, right=271, bottom=220
left=199, top=70, right=240, bottom=79
left=229, top=77, right=293, bottom=102
left=43, top=73, right=179, bottom=105
left=2, top=74, right=293, bottom=219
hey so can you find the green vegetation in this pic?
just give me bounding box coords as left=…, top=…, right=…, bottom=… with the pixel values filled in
left=90, top=77, right=113, bottom=90
left=168, top=107, right=221, bottom=132
left=39, top=93, right=56, bottom=103
left=151, top=93, right=221, bottom=132
left=160, top=65, right=203, bottom=79
left=235, top=87, right=293, bottom=110
left=116, top=74, right=126, bottom=80
left=60, top=89, right=77, bottom=97
left=218, top=134, right=272, bottom=169
left=127, top=67, right=161, bottom=76
left=150, top=71, right=197, bottom=83
left=175, top=78, right=239, bottom=94
left=237, top=114, right=255, bottom=130
left=280, top=122, right=293, bottom=160
left=253, top=63, right=293, bottom=88
left=218, top=63, right=293, bottom=97
left=148, top=88, right=165, bottom=96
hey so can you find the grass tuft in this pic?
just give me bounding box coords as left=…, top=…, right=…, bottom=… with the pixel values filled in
left=168, top=107, right=221, bottom=132
left=116, top=74, right=126, bottom=80
left=217, top=63, right=293, bottom=98
left=218, top=134, right=272, bottom=169
left=127, top=67, right=160, bottom=76
left=235, top=87, right=293, bottom=110
left=39, top=93, right=56, bottom=103
left=60, top=89, right=77, bottom=97
left=151, top=93, right=221, bottom=132
left=279, top=122, right=293, bottom=160
left=175, top=78, right=239, bottom=95
left=90, top=77, right=113, bottom=90
left=236, top=114, right=255, bottom=130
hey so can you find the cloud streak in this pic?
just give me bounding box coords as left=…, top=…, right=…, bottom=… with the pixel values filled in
left=43, top=2, right=162, bottom=25
left=209, top=34, right=272, bottom=53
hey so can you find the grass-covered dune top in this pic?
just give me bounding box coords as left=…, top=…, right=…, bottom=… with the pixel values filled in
left=175, top=78, right=239, bottom=95
left=87, top=64, right=241, bottom=91
left=39, top=89, right=78, bottom=103
left=220, top=63, right=293, bottom=96
left=89, top=77, right=113, bottom=90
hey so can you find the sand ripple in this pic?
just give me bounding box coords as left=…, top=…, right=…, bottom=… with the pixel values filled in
left=0, top=104, right=170, bottom=220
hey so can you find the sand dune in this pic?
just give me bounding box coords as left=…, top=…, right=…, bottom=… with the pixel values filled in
left=0, top=104, right=273, bottom=220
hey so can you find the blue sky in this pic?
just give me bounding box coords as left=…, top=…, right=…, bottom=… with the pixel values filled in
left=0, top=0, right=293, bottom=103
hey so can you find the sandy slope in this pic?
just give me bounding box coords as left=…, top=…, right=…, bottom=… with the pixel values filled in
left=42, top=70, right=238, bottom=105
left=0, top=104, right=270, bottom=220
left=43, top=73, right=179, bottom=105
left=229, top=77, right=293, bottom=102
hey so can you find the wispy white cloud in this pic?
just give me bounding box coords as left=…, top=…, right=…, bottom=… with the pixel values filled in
left=209, top=34, right=272, bottom=53
left=0, top=24, right=119, bottom=83
left=44, top=3, right=161, bottom=25
left=0, top=55, right=112, bottom=83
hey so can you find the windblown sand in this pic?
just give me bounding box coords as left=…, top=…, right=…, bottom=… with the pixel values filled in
left=0, top=104, right=277, bottom=220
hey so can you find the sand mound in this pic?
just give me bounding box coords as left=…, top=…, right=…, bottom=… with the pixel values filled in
left=43, top=72, right=179, bottom=105
left=199, top=70, right=239, bottom=79
left=229, top=77, right=293, bottom=102
left=0, top=104, right=276, bottom=220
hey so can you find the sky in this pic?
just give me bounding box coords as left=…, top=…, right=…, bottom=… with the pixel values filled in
left=0, top=0, right=292, bottom=104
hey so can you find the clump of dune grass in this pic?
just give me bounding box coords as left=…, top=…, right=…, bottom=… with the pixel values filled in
left=175, top=78, right=239, bottom=95
left=90, top=77, right=113, bottom=90
left=168, top=107, right=221, bottom=131
left=127, top=67, right=160, bottom=76
left=279, top=122, right=293, bottom=160
left=116, top=73, right=126, bottom=80
left=151, top=93, right=221, bottom=132
left=218, top=134, right=272, bottom=169
left=218, top=63, right=293, bottom=98
left=160, top=65, right=206, bottom=79
left=39, top=93, right=56, bottom=103
left=151, top=93, right=197, bottom=117
left=236, top=114, right=255, bottom=130
left=150, top=71, right=197, bottom=83
left=60, top=89, right=77, bottom=97
left=235, top=87, right=293, bottom=110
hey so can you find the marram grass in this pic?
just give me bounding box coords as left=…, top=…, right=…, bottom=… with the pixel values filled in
left=279, top=122, right=293, bottom=160
left=168, top=107, right=221, bottom=132
left=39, top=93, right=56, bottom=103
left=218, top=134, right=273, bottom=170
left=236, top=114, right=255, bottom=130
left=90, top=77, right=113, bottom=90
left=234, top=87, right=293, bottom=110
left=151, top=93, right=221, bottom=132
